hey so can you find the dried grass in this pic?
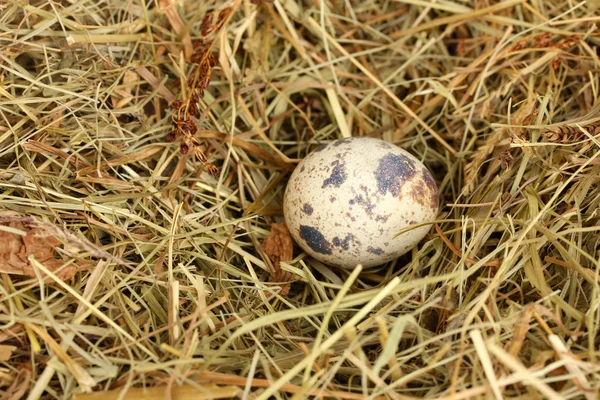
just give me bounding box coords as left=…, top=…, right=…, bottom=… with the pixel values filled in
left=1, top=0, right=600, bottom=399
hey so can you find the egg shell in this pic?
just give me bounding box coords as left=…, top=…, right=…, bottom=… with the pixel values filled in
left=283, top=137, right=439, bottom=268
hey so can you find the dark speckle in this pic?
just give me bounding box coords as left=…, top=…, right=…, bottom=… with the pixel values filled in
left=367, top=246, right=384, bottom=255
left=314, top=143, right=328, bottom=152
left=329, top=196, right=336, bottom=202
left=332, top=234, right=358, bottom=251
left=375, top=153, right=417, bottom=196
left=299, top=225, right=332, bottom=255
left=322, top=160, right=347, bottom=188
left=375, top=214, right=390, bottom=223
left=300, top=165, right=306, bottom=172
left=377, top=141, right=394, bottom=150
left=345, top=212, right=356, bottom=222
left=349, top=194, right=375, bottom=215
left=302, top=203, right=314, bottom=215
left=348, top=185, right=377, bottom=216
left=332, top=138, right=354, bottom=147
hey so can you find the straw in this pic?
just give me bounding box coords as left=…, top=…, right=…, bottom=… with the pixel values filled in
left=1, top=0, right=599, bottom=398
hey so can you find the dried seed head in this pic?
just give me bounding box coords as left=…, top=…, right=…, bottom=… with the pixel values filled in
left=207, top=164, right=220, bottom=177
left=167, top=5, right=233, bottom=172
left=185, top=120, right=197, bottom=135
left=166, top=131, right=177, bottom=142
left=180, top=143, right=189, bottom=155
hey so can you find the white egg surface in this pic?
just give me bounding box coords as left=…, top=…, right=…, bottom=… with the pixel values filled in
left=283, top=137, right=439, bottom=268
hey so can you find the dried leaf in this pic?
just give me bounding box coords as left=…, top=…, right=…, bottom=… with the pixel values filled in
left=261, top=224, right=293, bottom=267
left=123, top=69, right=138, bottom=87
left=24, top=140, right=89, bottom=168
left=112, top=70, right=140, bottom=108
left=260, top=224, right=294, bottom=295
left=76, top=145, right=163, bottom=176
left=0, top=220, right=76, bottom=281
left=0, top=345, right=16, bottom=361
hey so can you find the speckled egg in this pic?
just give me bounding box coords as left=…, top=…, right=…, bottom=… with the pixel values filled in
left=283, top=137, right=439, bottom=268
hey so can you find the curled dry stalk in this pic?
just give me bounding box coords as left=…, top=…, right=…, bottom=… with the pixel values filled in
left=166, top=3, right=238, bottom=177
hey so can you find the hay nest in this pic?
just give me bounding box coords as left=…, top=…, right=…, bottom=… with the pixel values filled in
left=1, top=0, right=599, bottom=399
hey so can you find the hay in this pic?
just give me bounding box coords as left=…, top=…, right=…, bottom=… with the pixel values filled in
left=1, top=0, right=599, bottom=399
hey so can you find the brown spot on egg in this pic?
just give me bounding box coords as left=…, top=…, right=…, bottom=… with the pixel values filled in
left=375, top=153, right=417, bottom=196
left=377, top=141, right=394, bottom=150
left=299, top=225, right=332, bottom=255
left=411, top=184, right=426, bottom=205
left=302, top=203, right=314, bottom=215
left=422, top=170, right=439, bottom=209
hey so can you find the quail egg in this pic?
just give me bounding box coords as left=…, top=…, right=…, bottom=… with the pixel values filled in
left=283, top=137, right=439, bottom=268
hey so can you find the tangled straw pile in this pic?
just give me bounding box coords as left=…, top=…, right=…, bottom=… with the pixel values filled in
left=1, top=0, right=600, bottom=399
